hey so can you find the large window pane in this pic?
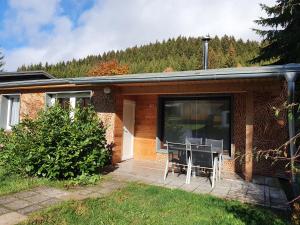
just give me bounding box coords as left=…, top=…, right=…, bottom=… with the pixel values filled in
left=9, top=96, right=20, bottom=126
left=162, top=97, right=231, bottom=152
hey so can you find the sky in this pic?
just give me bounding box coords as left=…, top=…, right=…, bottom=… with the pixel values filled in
left=0, top=0, right=276, bottom=71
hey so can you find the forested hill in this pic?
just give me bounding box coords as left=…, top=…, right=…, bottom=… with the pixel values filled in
left=17, top=35, right=261, bottom=78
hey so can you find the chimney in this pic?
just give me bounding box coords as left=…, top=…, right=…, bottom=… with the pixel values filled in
left=202, top=35, right=211, bottom=70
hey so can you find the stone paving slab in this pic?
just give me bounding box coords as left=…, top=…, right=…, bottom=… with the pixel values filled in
left=5, top=199, right=32, bottom=211
left=111, top=159, right=290, bottom=211
left=14, top=191, right=37, bottom=199
left=39, top=198, right=63, bottom=207
left=0, top=207, right=11, bottom=216
left=32, top=187, right=69, bottom=198
left=0, top=179, right=128, bottom=225
left=0, top=196, right=18, bottom=205
left=24, top=194, right=52, bottom=204
left=180, top=183, right=200, bottom=192
left=0, top=212, right=27, bottom=225
left=17, top=204, right=43, bottom=215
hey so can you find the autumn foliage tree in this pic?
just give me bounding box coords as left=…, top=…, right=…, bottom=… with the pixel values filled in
left=163, top=67, right=174, bottom=72
left=87, top=59, right=129, bottom=76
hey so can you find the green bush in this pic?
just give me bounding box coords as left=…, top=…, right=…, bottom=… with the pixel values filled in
left=0, top=104, right=109, bottom=180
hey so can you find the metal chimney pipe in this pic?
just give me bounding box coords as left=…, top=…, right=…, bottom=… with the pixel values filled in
left=202, top=35, right=211, bottom=70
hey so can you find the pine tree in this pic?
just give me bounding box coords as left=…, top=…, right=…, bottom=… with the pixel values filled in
left=17, top=35, right=261, bottom=78
left=253, top=0, right=300, bottom=64
left=0, top=51, right=5, bottom=72
left=225, top=43, right=238, bottom=67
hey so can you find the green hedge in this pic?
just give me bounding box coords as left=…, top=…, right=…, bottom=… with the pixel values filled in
left=0, top=105, right=110, bottom=180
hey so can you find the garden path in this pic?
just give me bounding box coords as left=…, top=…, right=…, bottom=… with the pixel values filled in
left=0, top=159, right=290, bottom=225
left=0, top=179, right=126, bottom=225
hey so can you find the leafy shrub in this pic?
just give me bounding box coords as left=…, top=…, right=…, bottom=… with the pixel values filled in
left=68, top=173, right=101, bottom=186
left=0, top=104, right=109, bottom=180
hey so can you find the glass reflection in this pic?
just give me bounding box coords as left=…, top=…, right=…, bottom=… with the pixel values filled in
left=163, top=98, right=230, bottom=151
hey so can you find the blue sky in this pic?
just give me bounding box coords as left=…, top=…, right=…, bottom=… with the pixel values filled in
left=0, top=0, right=275, bottom=71
left=0, top=0, right=96, bottom=50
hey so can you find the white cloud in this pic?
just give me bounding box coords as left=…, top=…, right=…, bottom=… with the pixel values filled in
left=3, top=0, right=276, bottom=71
left=2, top=0, right=61, bottom=44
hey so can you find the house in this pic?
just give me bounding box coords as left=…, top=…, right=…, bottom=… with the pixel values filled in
left=0, top=64, right=299, bottom=182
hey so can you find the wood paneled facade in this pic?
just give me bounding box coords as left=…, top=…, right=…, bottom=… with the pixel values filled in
left=113, top=78, right=288, bottom=179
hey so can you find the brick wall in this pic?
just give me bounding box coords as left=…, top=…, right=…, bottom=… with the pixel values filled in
left=223, top=86, right=288, bottom=177
left=252, top=87, right=288, bottom=177
left=222, top=93, right=246, bottom=174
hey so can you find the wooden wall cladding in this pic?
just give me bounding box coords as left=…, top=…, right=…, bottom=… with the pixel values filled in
left=134, top=95, right=158, bottom=160
left=112, top=95, right=136, bottom=164
left=112, top=95, right=125, bottom=164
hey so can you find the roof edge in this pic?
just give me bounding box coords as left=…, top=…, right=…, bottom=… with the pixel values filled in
left=0, top=64, right=300, bottom=89
left=0, top=70, right=55, bottom=79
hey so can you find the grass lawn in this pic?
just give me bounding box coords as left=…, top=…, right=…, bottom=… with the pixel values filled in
left=0, top=167, right=69, bottom=196
left=0, top=167, right=103, bottom=196
left=22, top=183, right=289, bottom=225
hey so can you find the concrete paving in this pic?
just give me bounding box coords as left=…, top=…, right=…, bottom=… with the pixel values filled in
left=109, top=159, right=290, bottom=211
left=0, top=179, right=126, bottom=225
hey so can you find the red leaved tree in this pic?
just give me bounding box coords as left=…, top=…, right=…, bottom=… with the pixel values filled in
left=87, top=59, right=129, bottom=76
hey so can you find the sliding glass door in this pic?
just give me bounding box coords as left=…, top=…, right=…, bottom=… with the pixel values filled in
left=161, top=96, right=231, bottom=152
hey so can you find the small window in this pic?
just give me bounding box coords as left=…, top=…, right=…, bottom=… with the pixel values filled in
left=0, top=95, right=20, bottom=130
left=46, top=91, right=92, bottom=109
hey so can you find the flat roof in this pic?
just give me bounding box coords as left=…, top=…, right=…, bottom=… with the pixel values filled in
left=0, top=71, right=55, bottom=83
left=0, top=64, right=300, bottom=89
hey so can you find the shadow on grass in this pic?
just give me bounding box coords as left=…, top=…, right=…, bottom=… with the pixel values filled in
left=225, top=203, right=290, bottom=225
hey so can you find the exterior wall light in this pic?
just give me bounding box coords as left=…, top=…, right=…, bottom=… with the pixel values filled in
left=103, top=87, right=111, bottom=94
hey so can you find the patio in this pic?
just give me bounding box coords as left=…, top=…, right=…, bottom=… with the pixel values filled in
left=109, top=159, right=290, bottom=211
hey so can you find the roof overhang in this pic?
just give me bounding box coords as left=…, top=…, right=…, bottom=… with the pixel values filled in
left=0, top=64, right=300, bottom=89
left=0, top=71, right=55, bottom=83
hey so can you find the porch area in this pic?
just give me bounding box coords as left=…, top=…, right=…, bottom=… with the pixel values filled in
left=109, top=159, right=289, bottom=211
left=113, top=78, right=287, bottom=180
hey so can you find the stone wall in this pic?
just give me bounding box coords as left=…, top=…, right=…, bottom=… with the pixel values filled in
left=92, top=89, right=116, bottom=145
left=20, top=93, right=45, bottom=120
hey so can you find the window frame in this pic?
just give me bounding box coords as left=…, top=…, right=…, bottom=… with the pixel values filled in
left=157, top=94, right=233, bottom=156
left=45, top=90, right=92, bottom=109
left=0, top=94, right=21, bottom=130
